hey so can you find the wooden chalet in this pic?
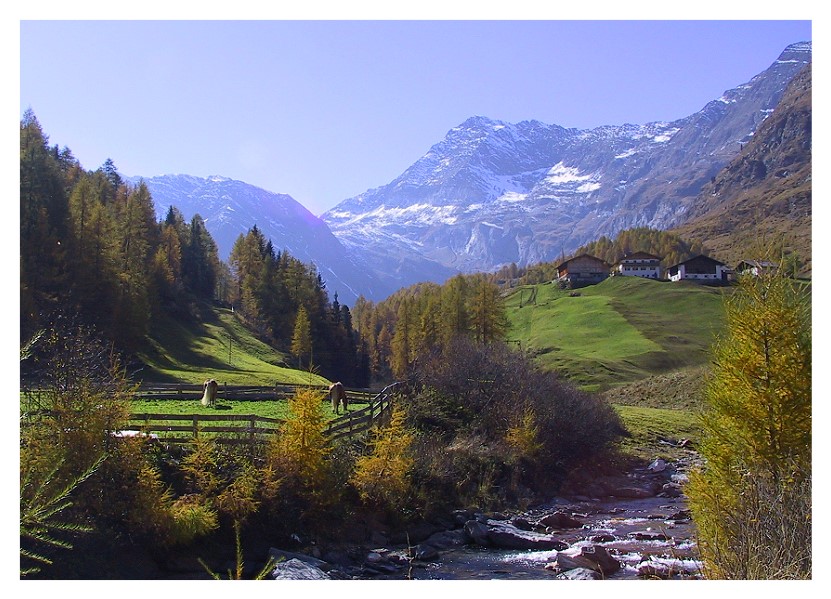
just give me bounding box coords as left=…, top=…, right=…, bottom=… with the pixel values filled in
left=556, top=254, right=610, bottom=287
left=735, top=260, right=779, bottom=277
left=613, top=252, right=662, bottom=279
left=667, top=255, right=728, bottom=283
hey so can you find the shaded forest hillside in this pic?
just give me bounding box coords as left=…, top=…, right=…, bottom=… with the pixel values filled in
left=20, top=112, right=367, bottom=386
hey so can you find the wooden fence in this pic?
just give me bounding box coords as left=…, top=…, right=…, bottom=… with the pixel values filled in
left=324, top=382, right=401, bottom=442
left=126, top=382, right=403, bottom=445
left=135, top=382, right=374, bottom=404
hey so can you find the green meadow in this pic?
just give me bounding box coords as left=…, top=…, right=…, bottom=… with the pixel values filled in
left=505, top=276, right=729, bottom=390
left=136, top=305, right=330, bottom=387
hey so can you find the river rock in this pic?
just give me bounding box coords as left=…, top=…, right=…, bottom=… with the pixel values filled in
left=609, top=484, right=658, bottom=499
left=551, top=566, right=602, bottom=580
left=270, top=558, right=330, bottom=580
left=267, top=548, right=329, bottom=570
left=590, top=534, right=616, bottom=543
left=410, top=544, right=440, bottom=561
left=484, top=520, right=568, bottom=550
left=660, top=482, right=683, bottom=497
left=648, top=458, right=668, bottom=473
left=636, top=561, right=674, bottom=579
left=464, top=520, right=490, bottom=546
left=630, top=531, right=670, bottom=542
left=537, top=511, right=584, bottom=529
left=555, top=544, right=621, bottom=576
left=422, top=529, right=468, bottom=551
left=668, top=509, right=692, bottom=521
left=452, top=509, right=476, bottom=526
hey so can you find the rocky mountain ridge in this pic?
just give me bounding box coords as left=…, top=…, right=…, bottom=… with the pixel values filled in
left=134, top=41, right=811, bottom=302
left=672, top=62, right=812, bottom=273
left=322, top=41, right=811, bottom=291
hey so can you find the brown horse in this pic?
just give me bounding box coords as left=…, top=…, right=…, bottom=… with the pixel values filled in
left=201, top=379, right=218, bottom=407
left=328, top=382, right=348, bottom=415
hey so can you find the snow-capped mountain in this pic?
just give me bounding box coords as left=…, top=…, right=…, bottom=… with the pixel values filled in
left=130, top=174, right=391, bottom=305
left=322, top=41, right=811, bottom=289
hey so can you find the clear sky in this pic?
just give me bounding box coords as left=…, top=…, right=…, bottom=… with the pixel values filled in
left=17, top=13, right=814, bottom=216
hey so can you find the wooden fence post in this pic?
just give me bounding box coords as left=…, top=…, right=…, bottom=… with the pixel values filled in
left=193, top=416, right=199, bottom=439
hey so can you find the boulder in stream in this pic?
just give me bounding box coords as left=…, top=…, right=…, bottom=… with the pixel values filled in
left=537, top=511, right=584, bottom=529
left=553, top=544, right=621, bottom=577
left=484, top=519, right=568, bottom=550
left=270, top=558, right=330, bottom=580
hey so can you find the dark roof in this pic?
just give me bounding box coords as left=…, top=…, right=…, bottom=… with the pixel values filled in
left=620, top=251, right=662, bottom=261
left=666, top=254, right=726, bottom=269
left=555, top=253, right=610, bottom=269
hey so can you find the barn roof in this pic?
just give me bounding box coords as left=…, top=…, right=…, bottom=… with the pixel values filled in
left=555, top=253, right=610, bottom=269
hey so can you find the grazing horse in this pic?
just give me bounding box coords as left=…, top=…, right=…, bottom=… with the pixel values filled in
left=201, top=379, right=218, bottom=407
left=328, top=382, right=348, bottom=415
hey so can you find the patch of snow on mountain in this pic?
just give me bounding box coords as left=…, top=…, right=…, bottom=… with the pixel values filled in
left=544, top=162, right=592, bottom=184
left=577, top=181, right=601, bottom=193
left=497, top=191, right=529, bottom=203
left=615, top=148, right=638, bottom=159
left=652, top=128, right=680, bottom=142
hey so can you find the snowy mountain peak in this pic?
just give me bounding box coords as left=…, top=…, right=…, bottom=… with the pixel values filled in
left=321, top=41, right=810, bottom=293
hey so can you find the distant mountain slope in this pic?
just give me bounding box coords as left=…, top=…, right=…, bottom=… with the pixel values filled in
left=673, top=64, right=812, bottom=274
left=323, top=42, right=811, bottom=289
left=131, top=174, right=393, bottom=305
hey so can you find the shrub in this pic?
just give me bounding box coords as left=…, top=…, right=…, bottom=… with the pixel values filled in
left=168, top=494, right=219, bottom=545
left=406, top=337, right=623, bottom=505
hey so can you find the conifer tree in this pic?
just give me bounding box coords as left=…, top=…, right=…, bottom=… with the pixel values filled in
left=291, top=306, right=313, bottom=370
left=391, top=298, right=413, bottom=379
left=687, top=268, right=811, bottom=579
left=468, top=275, right=509, bottom=344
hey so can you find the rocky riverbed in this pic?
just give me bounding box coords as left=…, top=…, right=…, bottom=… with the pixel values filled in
left=262, top=453, right=705, bottom=581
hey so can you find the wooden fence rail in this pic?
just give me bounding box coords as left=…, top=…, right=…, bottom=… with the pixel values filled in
left=135, top=383, right=373, bottom=404
left=126, top=382, right=403, bottom=445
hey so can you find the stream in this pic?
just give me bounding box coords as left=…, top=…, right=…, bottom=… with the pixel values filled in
left=265, top=455, right=705, bottom=581
left=402, top=495, right=701, bottom=580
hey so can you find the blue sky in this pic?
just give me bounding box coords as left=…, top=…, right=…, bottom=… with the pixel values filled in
left=18, top=16, right=813, bottom=216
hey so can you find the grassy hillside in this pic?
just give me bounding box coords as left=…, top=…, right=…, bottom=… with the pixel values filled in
left=505, top=276, right=729, bottom=391
left=135, top=304, right=330, bottom=387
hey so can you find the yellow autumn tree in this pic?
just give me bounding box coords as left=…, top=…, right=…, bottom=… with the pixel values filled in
left=269, top=388, right=331, bottom=485
left=350, top=405, right=414, bottom=511
left=687, top=268, right=811, bottom=579
left=264, top=388, right=335, bottom=529
left=505, top=406, right=543, bottom=460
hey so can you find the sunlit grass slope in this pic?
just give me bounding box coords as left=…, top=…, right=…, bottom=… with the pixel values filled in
left=505, top=276, right=728, bottom=390
left=136, top=304, right=330, bottom=386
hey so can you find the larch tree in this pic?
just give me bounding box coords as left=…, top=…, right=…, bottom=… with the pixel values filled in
left=291, top=306, right=313, bottom=370
left=687, top=268, right=811, bottom=579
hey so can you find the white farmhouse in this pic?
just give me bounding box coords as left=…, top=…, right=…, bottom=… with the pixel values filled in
left=667, top=255, right=728, bottom=283
left=613, top=252, right=662, bottom=279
